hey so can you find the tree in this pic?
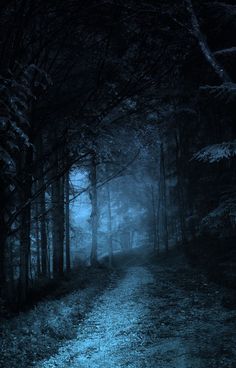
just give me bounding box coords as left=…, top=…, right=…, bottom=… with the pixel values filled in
left=65, top=170, right=71, bottom=273
left=89, top=150, right=99, bottom=266
left=106, top=182, right=113, bottom=267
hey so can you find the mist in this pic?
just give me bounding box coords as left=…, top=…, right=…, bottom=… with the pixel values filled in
left=0, top=1, right=236, bottom=367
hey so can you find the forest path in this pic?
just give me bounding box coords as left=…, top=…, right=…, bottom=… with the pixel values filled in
left=34, top=251, right=236, bottom=368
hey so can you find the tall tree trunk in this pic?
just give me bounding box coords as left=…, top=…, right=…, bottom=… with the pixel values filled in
left=0, top=218, right=7, bottom=299
left=19, top=149, right=32, bottom=303
left=65, top=171, right=71, bottom=273
left=58, top=176, right=65, bottom=275
left=7, top=239, right=15, bottom=302
left=35, top=191, right=41, bottom=277
left=174, top=129, right=187, bottom=244
left=0, top=176, right=8, bottom=298
left=39, top=185, right=48, bottom=277
left=90, top=151, right=98, bottom=265
left=46, top=214, right=51, bottom=277
left=38, top=135, right=48, bottom=277
left=157, top=183, right=161, bottom=254
left=52, top=154, right=61, bottom=278
left=107, top=182, right=113, bottom=267
left=151, top=185, right=158, bottom=251
left=158, top=143, right=169, bottom=253
left=52, top=143, right=65, bottom=278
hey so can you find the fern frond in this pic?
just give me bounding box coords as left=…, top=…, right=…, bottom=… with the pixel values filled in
left=193, top=141, right=236, bottom=163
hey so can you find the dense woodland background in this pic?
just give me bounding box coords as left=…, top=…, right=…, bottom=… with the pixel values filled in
left=0, top=0, right=236, bottom=311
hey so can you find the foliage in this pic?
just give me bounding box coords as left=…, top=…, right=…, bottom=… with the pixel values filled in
left=0, top=65, right=49, bottom=174
left=193, top=141, right=236, bottom=163
left=200, top=196, right=236, bottom=234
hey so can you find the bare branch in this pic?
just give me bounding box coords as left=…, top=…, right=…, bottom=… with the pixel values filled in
left=185, top=0, right=232, bottom=83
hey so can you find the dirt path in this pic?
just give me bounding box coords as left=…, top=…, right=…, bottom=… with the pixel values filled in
left=33, top=253, right=236, bottom=368
left=34, top=266, right=159, bottom=368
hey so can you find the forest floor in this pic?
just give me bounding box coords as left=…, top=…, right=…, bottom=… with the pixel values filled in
left=1, top=248, right=236, bottom=368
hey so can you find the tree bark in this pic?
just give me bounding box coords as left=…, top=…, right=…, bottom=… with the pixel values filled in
left=65, top=171, right=71, bottom=273
left=19, top=148, right=32, bottom=303
left=0, top=219, right=7, bottom=298
left=51, top=143, right=65, bottom=278
left=35, top=190, right=41, bottom=277
left=0, top=175, right=8, bottom=298
left=52, top=153, right=61, bottom=278
left=158, top=143, right=169, bottom=253
left=174, top=128, right=187, bottom=244
left=39, top=184, right=48, bottom=277
left=90, top=151, right=99, bottom=265
left=151, top=185, right=158, bottom=251
left=35, top=134, right=48, bottom=277
left=107, top=182, right=113, bottom=267
left=58, top=176, right=65, bottom=275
